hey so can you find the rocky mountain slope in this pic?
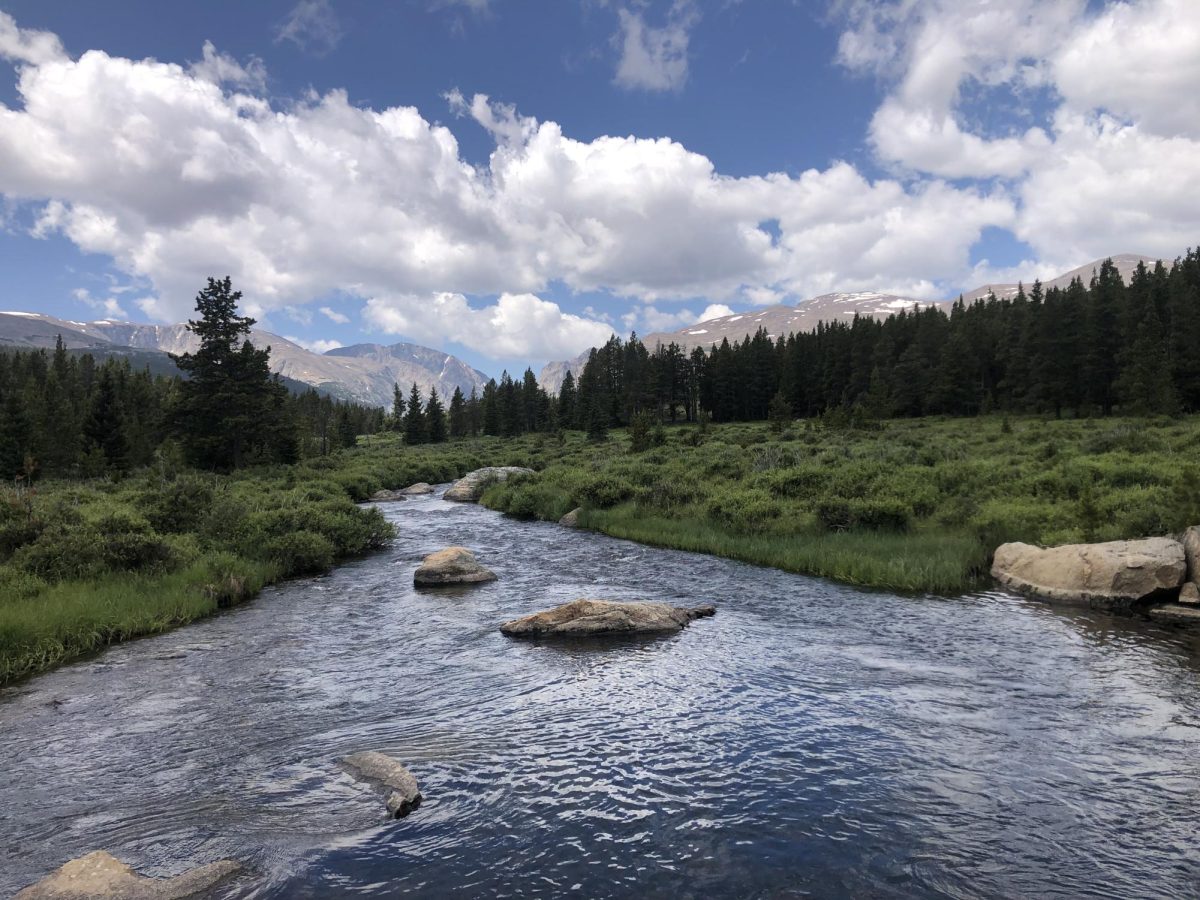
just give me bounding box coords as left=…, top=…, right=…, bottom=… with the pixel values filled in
left=538, top=255, right=1161, bottom=393
left=0, top=312, right=488, bottom=409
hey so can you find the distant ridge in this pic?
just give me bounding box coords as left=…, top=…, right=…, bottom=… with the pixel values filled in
left=537, top=254, right=1163, bottom=393
left=0, top=312, right=489, bottom=409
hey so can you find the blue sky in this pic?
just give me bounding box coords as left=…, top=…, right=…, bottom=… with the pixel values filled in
left=0, top=0, right=1197, bottom=376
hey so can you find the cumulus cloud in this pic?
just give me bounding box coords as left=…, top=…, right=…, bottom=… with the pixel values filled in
left=73, top=287, right=127, bottom=319
left=275, top=0, right=343, bottom=55
left=0, top=12, right=65, bottom=66
left=0, top=8, right=1194, bottom=361
left=363, top=292, right=615, bottom=360
left=283, top=335, right=343, bottom=353
left=834, top=0, right=1200, bottom=270
left=613, top=2, right=698, bottom=92
left=622, top=302, right=738, bottom=335
left=319, top=305, right=350, bottom=324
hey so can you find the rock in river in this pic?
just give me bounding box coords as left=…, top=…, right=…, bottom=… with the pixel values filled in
left=16, top=850, right=241, bottom=900
left=443, top=467, right=534, bottom=502
left=401, top=482, right=434, bottom=495
left=500, top=599, right=716, bottom=637
left=414, top=547, right=497, bottom=586
left=559, top=508, right=582, bottom=527
left=369, top=489, right=407, bottom=502
left=343, top=751, right=423, bottom=818
left=992, top=537, right=1186, bottom=609
left=1148, top=603, right=1200, bottom=625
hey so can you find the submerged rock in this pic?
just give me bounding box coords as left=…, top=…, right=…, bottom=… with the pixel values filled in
left=500, top=599, right=716, bottom=637
left=992, top=538, right=1186, bottom=609
left=401, top=482, right=434, bottom=495
left=413, top=547, right=497, bottom=586
left=443, top=467, right=535, bottom=502
left=342, top=751, right=423, bottom=818
left=16, top=850, right=240, bottom=900
left=559, top=508, right=582, bottom=528
left=1148, top=604, right=1200, bottom=625
left=369, top=489, right=407, bottom=502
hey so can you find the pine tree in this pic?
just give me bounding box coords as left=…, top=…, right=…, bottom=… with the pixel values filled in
left=426, top=388, right=447, bottom=442
left=481, top=379, right=500, bottom=435
left=391, top=383, right=406, bottom=430
left=404, top=382, right=427, bottom=445
left=84, top=367, right=129, bottom=471
left=448, top=386, right=467, bottom=439
left=171, top=277, right=292, bottom=470
left=558, top=369, right=578, bottom=428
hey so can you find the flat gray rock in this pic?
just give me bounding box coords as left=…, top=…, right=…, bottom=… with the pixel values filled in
left=16, top=851, right=240, bottom=900
left=343, top=751, right=423, bottom=818
left=501, top=599, right=716, bottom=637
left=401, top=482, right=434, bottom=495
left=1148, top=604, right=1200, bottom=624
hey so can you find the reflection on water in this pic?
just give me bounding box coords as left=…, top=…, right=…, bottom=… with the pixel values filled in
left=2, top=490, right=1200, bottom=898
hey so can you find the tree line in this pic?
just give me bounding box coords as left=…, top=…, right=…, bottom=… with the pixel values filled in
left=0, top=278, right=384, bottom=480
left=565, top=252, right=1200, bottom=434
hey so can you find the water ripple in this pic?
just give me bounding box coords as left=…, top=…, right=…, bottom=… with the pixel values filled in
left=2, top=489, right=1200, bottom=898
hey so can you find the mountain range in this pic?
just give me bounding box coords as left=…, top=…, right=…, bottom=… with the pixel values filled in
left=0, top=312, right=488, bottom=410
left=538, top=254, right=1161, bottom=393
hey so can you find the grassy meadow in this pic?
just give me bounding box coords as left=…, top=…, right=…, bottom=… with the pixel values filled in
left=477, top=415, right=1200, bottom=594
left=4, top=415, right=1200, bottom=684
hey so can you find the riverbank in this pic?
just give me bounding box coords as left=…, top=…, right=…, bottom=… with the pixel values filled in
left=5, top=414, right=1199, bottom=684
left=477, top=415, right=1200, bottom=592
left=0, top=441, right=492, bottom=685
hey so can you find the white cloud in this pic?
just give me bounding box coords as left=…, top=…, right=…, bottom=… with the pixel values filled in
left=0, top=9, right=1196, bottom=361
left=319, top=305, right=350, bottom=324
left=73, top=286, right=128, bottom=319
left=833, top=0, right=1200, bottom=272
left=622, top=301, right=737, bottom=335
left=0, top=12, right=65, bottom=66
left=283, top=335, right=343, bottom=353
left=364, top=292, right=614, bottom=360
left=613, top=2, right=698, bottom=92
left=189, top=40, right=267, bottom=92
left=275, top=0, right=343, bottom=55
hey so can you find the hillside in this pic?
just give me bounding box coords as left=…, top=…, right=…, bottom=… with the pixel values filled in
left=0, top=312, right=488, bottom=409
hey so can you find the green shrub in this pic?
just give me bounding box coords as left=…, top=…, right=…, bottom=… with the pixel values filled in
left=139, top=474, right=215, bottom=533
left=264, top=530, right=336, bottom=575
left=816, top=498, right=911, bottom=532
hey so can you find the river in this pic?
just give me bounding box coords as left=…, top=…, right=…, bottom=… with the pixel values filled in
left=2, top=489, right=1200, bottom=898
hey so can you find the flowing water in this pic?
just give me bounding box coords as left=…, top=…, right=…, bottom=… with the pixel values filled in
left=3, top=490, right=1200, bottom=899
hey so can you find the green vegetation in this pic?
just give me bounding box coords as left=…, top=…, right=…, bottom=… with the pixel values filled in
left=475, top=416, right=1200, bottom=593
left=0, top=440, right=499, bottom=685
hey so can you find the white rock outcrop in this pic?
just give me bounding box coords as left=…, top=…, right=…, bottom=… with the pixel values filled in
left=443, top=467, right=534, bottom=502
left=992, top=538, right=1186, bottom=609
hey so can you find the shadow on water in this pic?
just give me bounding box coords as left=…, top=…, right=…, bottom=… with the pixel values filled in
left=2, top=488, right=1200, bottom=899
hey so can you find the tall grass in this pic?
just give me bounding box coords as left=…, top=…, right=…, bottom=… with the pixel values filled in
left=586, top=507, right=986, bottom=593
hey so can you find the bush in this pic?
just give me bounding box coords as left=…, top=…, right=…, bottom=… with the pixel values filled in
left=705, top=489, right=783, bottom=533
left=264, top=530, right=336, bottom=576
left=816, top=498, right=911, bottom=532
left=139, top=474, right=215, bottom=533
left=580, top=473, right=635, bottom=508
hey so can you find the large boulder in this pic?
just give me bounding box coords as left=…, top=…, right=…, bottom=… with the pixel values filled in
left=16, top=851, right=241, bottom=900
left=343, top=751, right=423, bottom=818
left=369, top=489, right=407, bottom=502
left=413, top=547, right=497, bottom=586
left=992, top=537, right=1186, bottom=609
left=401, top=482, right=434, bottom=495
left=1182, top=525, right=1200, bottom=584
left=559, top=508, right=582, bottom=528
left=443, top=467, right=535, bottom=502
left=500, top=599, right=716, bottom=638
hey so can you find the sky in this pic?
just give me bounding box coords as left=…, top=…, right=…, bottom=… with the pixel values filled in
left=0, top=0, right=1198, bottom=377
